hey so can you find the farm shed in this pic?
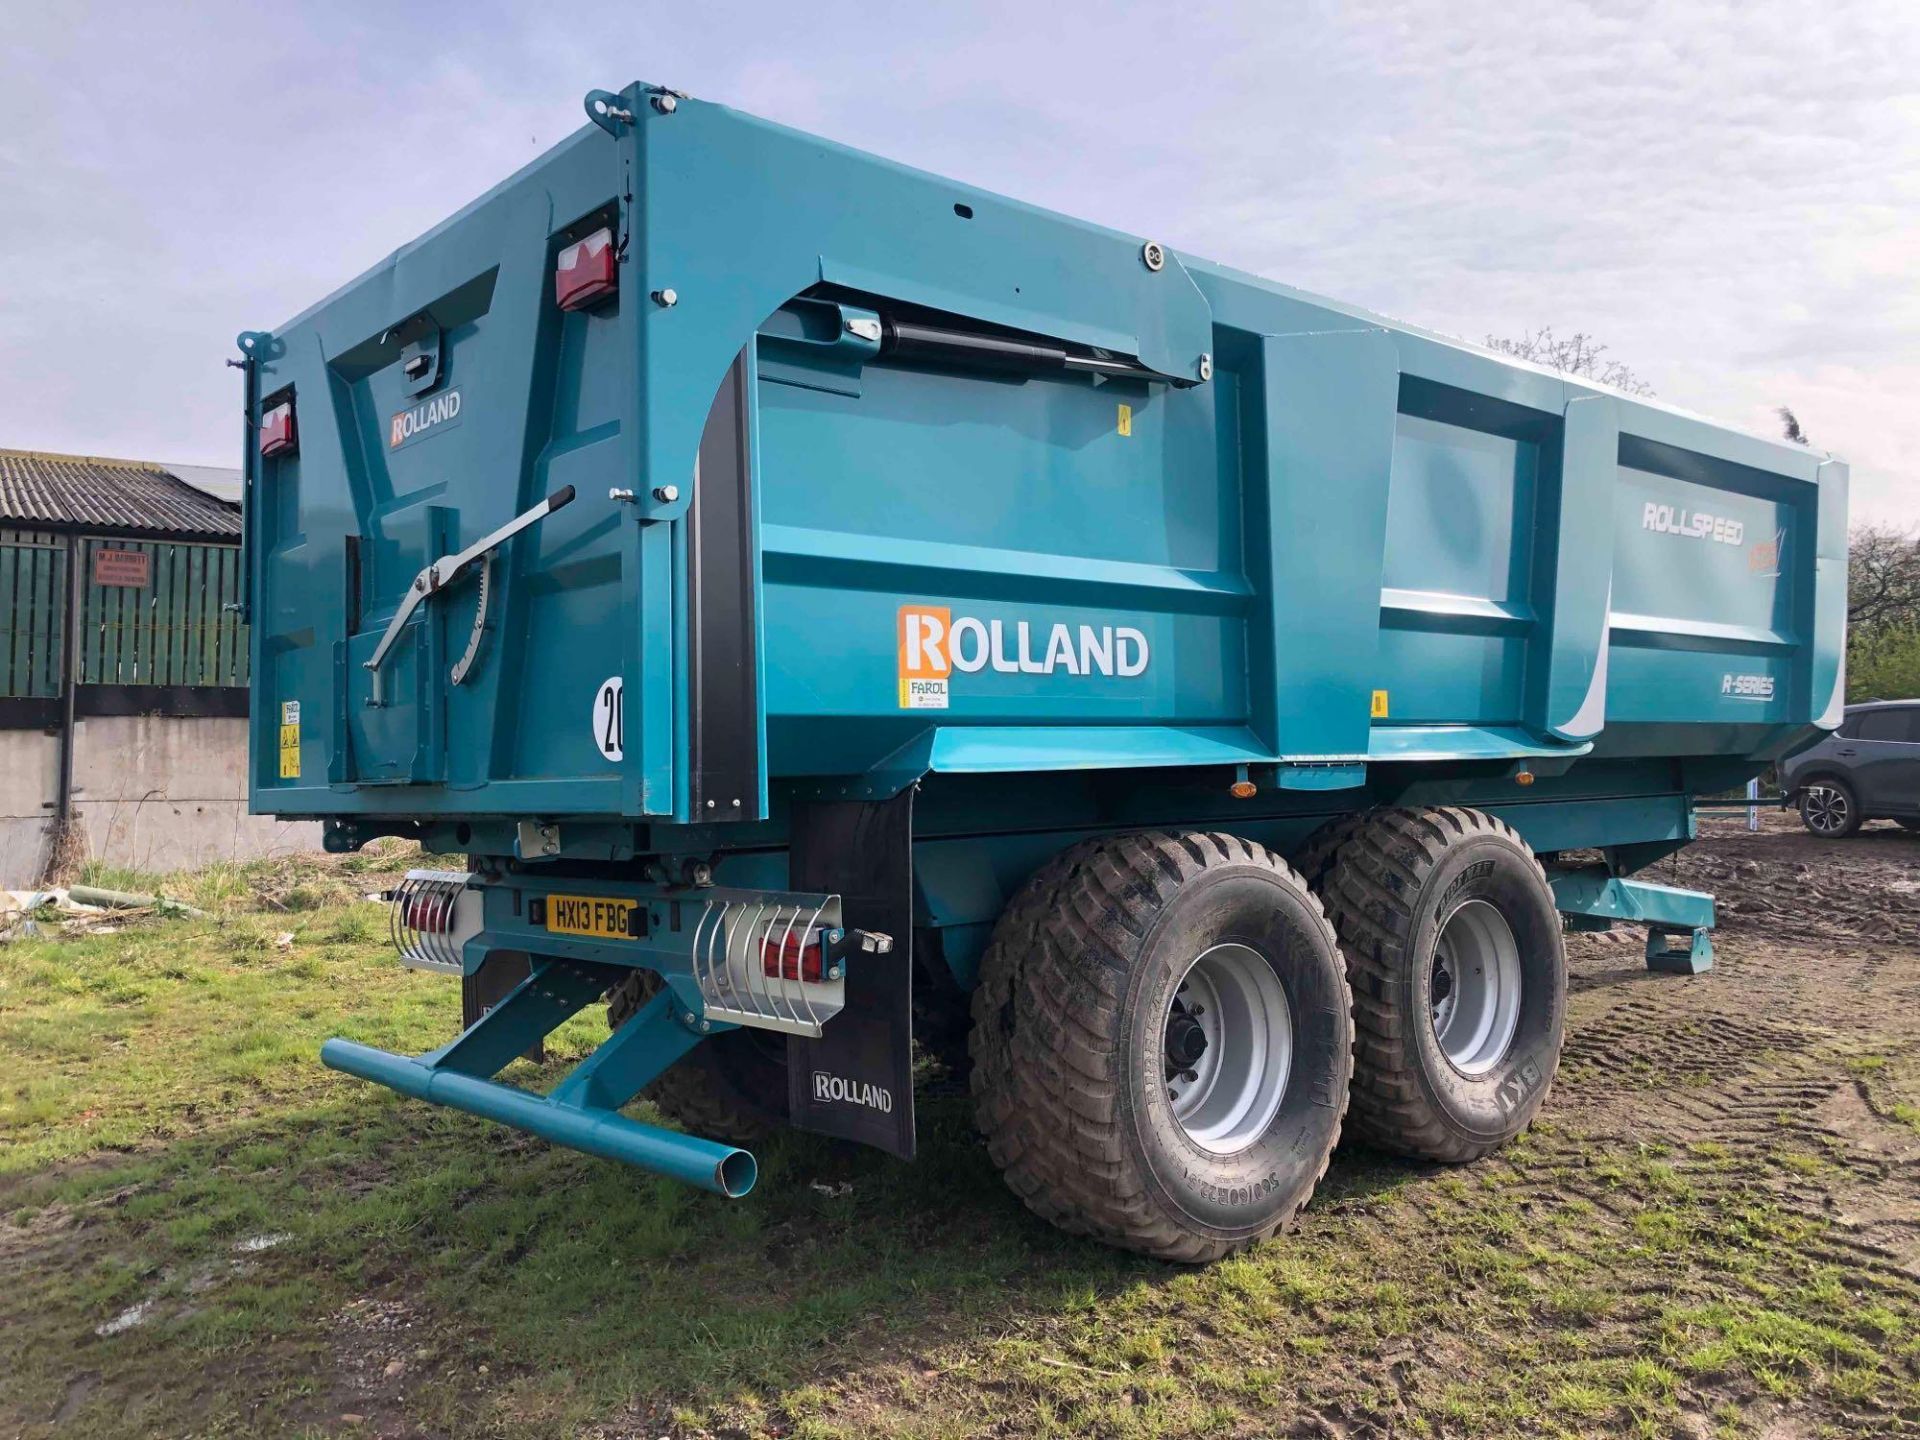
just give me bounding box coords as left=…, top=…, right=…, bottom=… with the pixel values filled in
left=0, top=450, right=318, bottom=882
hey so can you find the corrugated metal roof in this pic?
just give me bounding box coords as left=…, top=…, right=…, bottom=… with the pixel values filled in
left=0, top=450, right=241, bottom=538
left=165, top=463, right=244, bottom=507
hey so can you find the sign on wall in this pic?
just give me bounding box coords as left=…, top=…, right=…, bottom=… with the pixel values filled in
left=92, top=548, right=151, bottom=588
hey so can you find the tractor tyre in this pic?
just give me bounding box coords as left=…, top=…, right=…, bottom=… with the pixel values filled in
left=1289, top=811, right=1371, bottom=891
left=1318, top=807, right=1565, bottom=1163
left=970, top=830, right=1352, bottom=1263
left=606, top=971, right=788, bottom=1142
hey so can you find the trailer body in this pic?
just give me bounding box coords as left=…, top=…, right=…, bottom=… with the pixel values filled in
left=242, top=83, right=1847, bottom=1231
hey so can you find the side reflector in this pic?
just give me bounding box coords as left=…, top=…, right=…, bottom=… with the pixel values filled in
left=556, top=227, right=617, bottom=311
left=259, top=400, right=296, bottom=458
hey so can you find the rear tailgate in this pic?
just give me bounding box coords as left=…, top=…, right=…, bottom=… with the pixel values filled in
left=242, top=127, right=661, bottom=820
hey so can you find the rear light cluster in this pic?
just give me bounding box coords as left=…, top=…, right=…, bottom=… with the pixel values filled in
left=556, top=227, right=617, bottom=311
left=761, top=928, right=831, bottom=983
left=259, top=399, right=296, bottom=458
left=403, top=889, right=455, bottom=934
left=388, top=870, right=480, bottom=976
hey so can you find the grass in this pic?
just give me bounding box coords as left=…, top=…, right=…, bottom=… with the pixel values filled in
left=1, top=854, right=1917, bottom=1437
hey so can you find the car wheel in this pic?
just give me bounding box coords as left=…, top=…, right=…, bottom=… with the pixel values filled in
left=1799, top=780, right=1861, bottom=838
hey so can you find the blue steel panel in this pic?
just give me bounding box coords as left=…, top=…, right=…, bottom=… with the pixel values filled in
left=1382, top=415, right=1537, bottom=602
left=1536, top=396, right=1616, bottom=741
left=1607, top=457, right=1800, bottom=728
left=1808, top=459, right=1849, bottom=728
left=1376, top=411, right=1540, bottom=726
left=1255, top=330, right=1399, bottom=764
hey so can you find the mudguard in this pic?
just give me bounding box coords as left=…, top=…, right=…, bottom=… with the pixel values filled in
left=787, top=791, right=916, bottom=1158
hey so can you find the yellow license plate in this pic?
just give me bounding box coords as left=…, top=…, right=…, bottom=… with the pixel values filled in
left=545, top=894, right=642, bottom=940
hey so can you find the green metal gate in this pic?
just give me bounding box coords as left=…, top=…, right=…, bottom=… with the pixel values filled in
left=0, top=529, right=248, bottom=698
left=0, top=528, right=65, bottom=698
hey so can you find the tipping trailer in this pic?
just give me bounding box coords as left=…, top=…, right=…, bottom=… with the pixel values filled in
left=241, top=82, right=1847, bottom=1260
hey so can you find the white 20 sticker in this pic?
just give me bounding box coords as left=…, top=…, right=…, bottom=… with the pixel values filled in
left=593, top=676, right=624, bottom=762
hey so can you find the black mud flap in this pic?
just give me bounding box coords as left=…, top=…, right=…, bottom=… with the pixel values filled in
left=788, top=790, right=916, bottom=1159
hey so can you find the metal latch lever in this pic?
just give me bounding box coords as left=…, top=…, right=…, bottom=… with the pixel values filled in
left=364, top=484, right=575, bottom=702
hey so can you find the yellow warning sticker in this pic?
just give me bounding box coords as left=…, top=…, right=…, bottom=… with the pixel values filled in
left=1116, top=402, right=1132, bottom=438
left=278, top=700, right=301, bottom=779
left=1370, top=689, right=1390, bottom=719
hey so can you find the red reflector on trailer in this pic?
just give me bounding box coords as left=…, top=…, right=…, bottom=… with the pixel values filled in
left=403, top=891, right=452, bottom=934
left=762, top=929, right=827, bottom=983
left=259, top=400, right=296, bottom=457
left=556, top=227, right=617, bottom=311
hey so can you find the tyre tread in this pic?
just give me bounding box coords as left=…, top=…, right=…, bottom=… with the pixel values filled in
left=970, top=830, right=1351, bottom=1263
left=1319, top=806, right=1562, bottom=1163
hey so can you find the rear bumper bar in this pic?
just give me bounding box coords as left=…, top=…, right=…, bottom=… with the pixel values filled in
left=322, top=955, right=757, bottom=1197
left=321, top=1037, right=755, bottom=1197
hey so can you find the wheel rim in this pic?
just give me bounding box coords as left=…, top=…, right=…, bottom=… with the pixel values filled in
left=1163, top=942, right=1292, bottom=1154
left=1430, top=900, right=1523, bottom=1077
left=1804, top=786, right=1849, bottom=835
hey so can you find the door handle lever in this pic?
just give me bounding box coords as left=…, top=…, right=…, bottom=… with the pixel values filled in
left=364, top=485, right=576, bottom=699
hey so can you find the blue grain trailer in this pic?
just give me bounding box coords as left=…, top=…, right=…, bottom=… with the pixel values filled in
left=240, top=82, right=1847, bottom=1260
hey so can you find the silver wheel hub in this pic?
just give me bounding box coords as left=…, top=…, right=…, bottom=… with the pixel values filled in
left=1804, top=786, right=1849, bottom=834
left=1164, top=942, right=1292, bottom=1154
left=1431, top=900, right=1523, bottom=1076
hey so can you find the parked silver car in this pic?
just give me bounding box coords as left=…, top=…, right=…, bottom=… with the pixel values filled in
left=1780, top=700, right=1920, bottom=837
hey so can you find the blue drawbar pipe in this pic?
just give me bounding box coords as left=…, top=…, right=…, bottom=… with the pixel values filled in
left=320, top=1038, right=757, bottom=1198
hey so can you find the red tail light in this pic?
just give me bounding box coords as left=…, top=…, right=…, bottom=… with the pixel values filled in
left=403, top=891, right=453, bottom=934
left=556, top=227, right=617, bottom=311
left=260, top=399, right=296, bottom=458
left=761, top=928, right=827, bottom=983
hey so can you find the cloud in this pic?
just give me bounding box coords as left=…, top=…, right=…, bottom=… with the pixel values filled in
left=1, top=0, right=1913, bottom=524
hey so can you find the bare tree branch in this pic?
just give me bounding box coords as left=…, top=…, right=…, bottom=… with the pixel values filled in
left=1848, top=524, right=1920, bottom=632
left=1484, top=326, right=1656, bottom=397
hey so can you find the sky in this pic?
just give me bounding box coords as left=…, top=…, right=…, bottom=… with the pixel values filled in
left=2, top=0, right=1915, bottom=525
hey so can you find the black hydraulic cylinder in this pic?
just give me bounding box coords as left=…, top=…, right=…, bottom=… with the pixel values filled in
left=880, top=317, right=1068, bottom=375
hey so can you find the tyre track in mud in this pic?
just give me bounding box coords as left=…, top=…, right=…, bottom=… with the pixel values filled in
left=1305, top=824, right=1920, bottom=1433
left=1554, top=908, right=1920, bottom=1268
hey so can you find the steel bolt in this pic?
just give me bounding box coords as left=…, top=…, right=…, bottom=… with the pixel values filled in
left=1141, top=240, right=1166, bottom=272
left=698, top=1019, right=711, bottom=1033
left=652, top=485, right=679, bottom=504
left=1198, top=353, right=1213, bottom=381
left=609, top=487, right=635, bottom=503
left=652, top=288, right=678, bottom=307
left=651, top=94, right=678, bottom=114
